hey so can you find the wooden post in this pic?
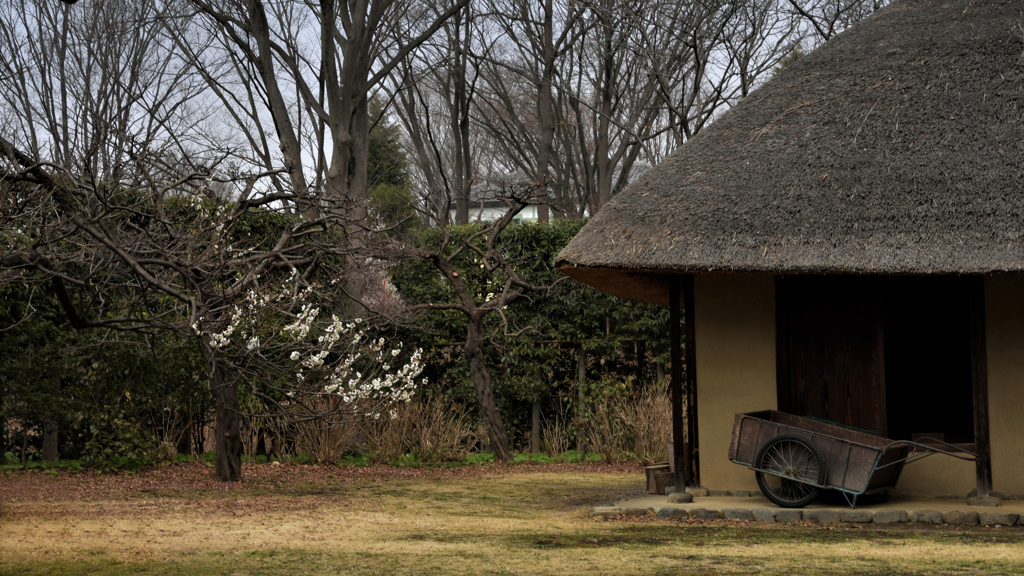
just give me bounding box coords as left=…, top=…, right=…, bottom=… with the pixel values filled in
left=968, top=276, right=993, bottom=498
left=669, top=275, right=688, bottom=490
left=774, top=276, right=792, bottom=414
left=682, top=274, right=700, bottom=487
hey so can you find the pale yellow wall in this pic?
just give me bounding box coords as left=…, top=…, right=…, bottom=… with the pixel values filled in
left=985, top=275, right=1024, bottom=497
left=693, top=274, right=777, bottom=492
left=894, top=455, right=975, bottom=498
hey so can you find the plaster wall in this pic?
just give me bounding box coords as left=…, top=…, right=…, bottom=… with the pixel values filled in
left=446, top=204, right=539, bottom=223
left=893, top=455, right=975, bottom=498
left=984, top=275, right=1024, bottom=497
left=693, top=274, right=777, bottom=492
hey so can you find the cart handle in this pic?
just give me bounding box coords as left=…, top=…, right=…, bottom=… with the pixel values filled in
left=882, top=437, right=977, bottom=462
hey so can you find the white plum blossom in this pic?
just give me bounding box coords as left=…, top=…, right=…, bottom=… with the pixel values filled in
left=283, top=302, right=319, bottom=339
left=195, top=278, right=422, bottom=420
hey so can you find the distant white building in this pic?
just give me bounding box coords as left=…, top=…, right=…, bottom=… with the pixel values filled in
left=446, top=162, right=649, bottom=223
left=449, top=199, right=539, bottom=223
left=446, top=171, right=539, bottom=223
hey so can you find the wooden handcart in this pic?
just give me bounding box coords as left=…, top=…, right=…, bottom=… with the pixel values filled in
left=728, top=410, right=976, bottom=508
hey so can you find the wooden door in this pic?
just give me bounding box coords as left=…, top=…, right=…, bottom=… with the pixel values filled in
left=776, top=276, right=887, bottom=436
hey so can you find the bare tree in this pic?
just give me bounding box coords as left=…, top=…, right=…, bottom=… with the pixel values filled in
left=390, top=0, right=486, bottom=226
left=469, top=0, right=735, bottom=215
left=174, top=0, right=468, bottom=312
left=472, top=0, right=588, bottom=219
left=787, top=0, right=890, bottom=44
left=386, top=0, right=829, bottom=221
left=726, top=0, right=802, bottom=98
left=0, top=0, right=210, bottom=178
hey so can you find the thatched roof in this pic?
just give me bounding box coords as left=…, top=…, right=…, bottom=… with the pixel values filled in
left=556, top=0, right=1024, bottom=306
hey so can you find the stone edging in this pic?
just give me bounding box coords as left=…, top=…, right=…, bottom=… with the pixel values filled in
left=592, top=506, right=1023, bottom=527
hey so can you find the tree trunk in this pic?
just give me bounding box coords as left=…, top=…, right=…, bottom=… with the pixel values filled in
left=465, top=312, right=512, bottom=461
left=578, top=346, right=587, bottom=387
left=176, top=420, right=192, bottom=456
left=534, top=0, right=556, bottom=224
left=255, top=426, right=268, bottom=457
left=207, top=354, right=242, bottom=481
left=576, top=346, right=587, bottom=454
left=530, top=399, right=542, bottom=453
left=452, top=9, right=471, bottom=225
left=333, top=102, right=369, bottom=318
left=0, top=414, right=6, bottom=460
left=243, top=0, right=314, bottom=218
left=595, top=0, right=615, bottom=210
left=42, top=418, right=58, bottom=462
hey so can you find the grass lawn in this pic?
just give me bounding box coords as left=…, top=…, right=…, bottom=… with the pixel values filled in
left=2, top=461, right=1023, bottom=575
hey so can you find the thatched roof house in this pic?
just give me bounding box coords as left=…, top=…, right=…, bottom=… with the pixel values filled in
left=558, top=0, right=1024, bottom=303
left=557, top=0, right=1024, bottom=501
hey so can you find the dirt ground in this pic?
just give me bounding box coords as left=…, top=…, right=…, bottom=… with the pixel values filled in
left=3, top=462, right=1024, bottom=575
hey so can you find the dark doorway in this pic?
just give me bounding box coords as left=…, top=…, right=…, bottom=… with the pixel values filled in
left=776, top=276, right=974, bottom=442
left=881, top=277, right=974, bottom=443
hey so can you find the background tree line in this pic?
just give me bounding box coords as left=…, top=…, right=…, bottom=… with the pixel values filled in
left=0, top=0, right=887, bottom=478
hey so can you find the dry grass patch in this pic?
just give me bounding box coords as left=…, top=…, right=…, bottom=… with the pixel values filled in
left=2, top=465, right=1024, bottom=575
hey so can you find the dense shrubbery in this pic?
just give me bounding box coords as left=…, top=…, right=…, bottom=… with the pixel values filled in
left=72, top=411, right=161, bottom=467
left=392, top=219, right=671, bottom=458
left=0, top=275, right=209, bottom=467
left=1, top=219, right=673, bottom=468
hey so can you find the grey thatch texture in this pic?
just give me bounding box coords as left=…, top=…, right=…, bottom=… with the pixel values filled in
left=556, top=0, right=1024, bottom=303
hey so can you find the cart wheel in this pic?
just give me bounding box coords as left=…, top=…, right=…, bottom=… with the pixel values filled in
left=755, top=435, right=826, bottom=508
